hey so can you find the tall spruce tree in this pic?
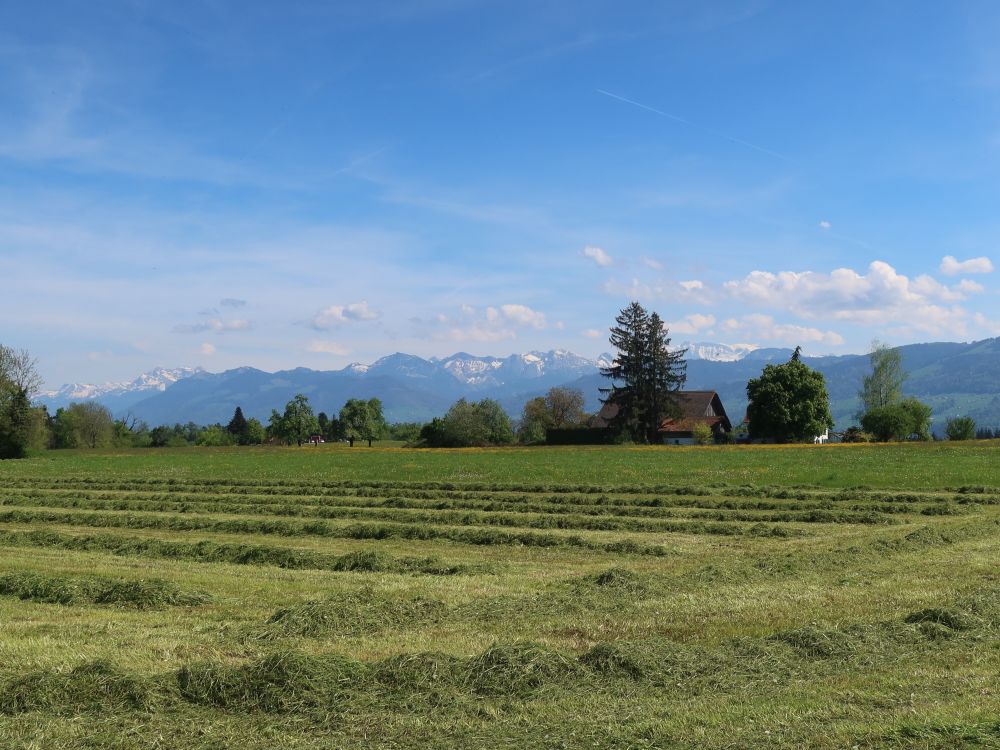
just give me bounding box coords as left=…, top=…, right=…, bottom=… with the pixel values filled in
left=601, top=302, right=686, bottom=443
left=643, top=311, right=687, bottom=443
left=226, top=406, right=249, bottom=443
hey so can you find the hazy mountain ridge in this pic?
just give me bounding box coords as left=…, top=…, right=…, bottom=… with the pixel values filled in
left=35, top=340, right=1000, bottom=431
left=38, top=367, right=206, bottom=412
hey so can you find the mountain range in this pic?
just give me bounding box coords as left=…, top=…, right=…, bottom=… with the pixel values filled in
left=36, top=339, right=1000, bottom=431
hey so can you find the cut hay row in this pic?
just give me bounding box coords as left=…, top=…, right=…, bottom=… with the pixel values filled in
left=0, top=493, right=903, bottom=531
left=0, top=507, right=685, bottom=555
left=3, top=486, right=951, bottom=520
left=0, top=571, right=211, bottom=608
left=1, top=584, right=994, bottom=716
left=8, top=475, right=982, bottom=504
left=0, top=529, right=470, bottom=575
left=0, top=505, right=797, bottom=548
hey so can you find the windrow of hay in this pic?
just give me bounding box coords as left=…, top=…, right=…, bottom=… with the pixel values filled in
left=0, top=492, right=908, bottom=536
left=256, top=589, right=447, bottom=639
left=0, top=488, right=920, bottom=525
left=0, top=530, right=473, bottom=576
left=0, top=661, right=157, bottom=715
left=1, top=586, right=994, bottom=716
left=0, top=571, right=211, bottom=608
left=0, top=506, right=794, bottom=549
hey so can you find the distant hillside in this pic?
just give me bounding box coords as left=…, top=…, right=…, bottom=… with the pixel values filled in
left=36, top=339, right=1000, bottom=431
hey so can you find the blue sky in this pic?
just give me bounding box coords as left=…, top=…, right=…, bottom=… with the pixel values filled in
left=3, top=0, right=1000, bottom=387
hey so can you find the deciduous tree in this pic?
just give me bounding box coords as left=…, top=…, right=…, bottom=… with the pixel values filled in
left=0, top=344, right=41, bottom=459
left=859, top=340, right=906, bottom=415
left=746, top=351, right=834, bottom=442
left=340, top=398, right=387, bottom=447
left=278, top=394, right=319, bottom=447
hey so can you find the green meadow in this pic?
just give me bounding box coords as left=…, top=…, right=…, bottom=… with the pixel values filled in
left=0, top=443, right=997, bottom=749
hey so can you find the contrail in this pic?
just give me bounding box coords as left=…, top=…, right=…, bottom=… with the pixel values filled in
left=596, top=88, right=790, bottom=162
left=330, top=147, right=387, bottom=177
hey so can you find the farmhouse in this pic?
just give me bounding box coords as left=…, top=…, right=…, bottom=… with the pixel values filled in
left=588, top=390, right=733, bottom=445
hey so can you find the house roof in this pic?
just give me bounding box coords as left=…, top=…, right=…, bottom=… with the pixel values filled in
left=590, top=390, right=732, bottom=433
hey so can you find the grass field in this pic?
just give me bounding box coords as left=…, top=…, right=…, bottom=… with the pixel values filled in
left=0, top=443, right=997, bottom=749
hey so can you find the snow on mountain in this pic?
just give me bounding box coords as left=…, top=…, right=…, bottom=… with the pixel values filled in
left=39, top=367, right=205, bottom=403
left=432, top=350, right=600, bottom=387
left=677, top=342, right=760, bottom=362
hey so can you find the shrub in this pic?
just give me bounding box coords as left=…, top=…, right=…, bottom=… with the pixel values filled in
left=861, top=398, right=932, bottom=442
left=945, top=416, right=976, bottom=441
left=841, top=426, right=872, bottom=443
left=422, top=399, right=514, bottom=447
left=691, top=422, right=714, bottom=446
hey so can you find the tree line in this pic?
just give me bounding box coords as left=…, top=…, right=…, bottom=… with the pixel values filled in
left=1, top=323, right=995, bottom=458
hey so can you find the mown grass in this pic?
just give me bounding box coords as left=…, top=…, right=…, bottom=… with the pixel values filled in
left=0, top=444, right=997, bottom=748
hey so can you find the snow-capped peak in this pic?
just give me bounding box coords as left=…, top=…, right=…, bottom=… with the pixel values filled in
left=38, top=367, right=205, bottom=404
left=677, top=342, right=760, bottom=362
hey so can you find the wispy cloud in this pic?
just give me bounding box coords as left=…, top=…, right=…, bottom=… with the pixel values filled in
left=596, top=89, right=790, bottom=162
left=306, top=340, right=351, bottom=355
left=173, top=318, right=251, bottom=334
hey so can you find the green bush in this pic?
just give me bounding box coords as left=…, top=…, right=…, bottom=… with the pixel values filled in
left=861, top=398, right=932, bottom=442
left=945, top=416, right=976, bottom=441
left=841, top=426, right=872, bottom=443
left=691, top=423, right=714, bottom=446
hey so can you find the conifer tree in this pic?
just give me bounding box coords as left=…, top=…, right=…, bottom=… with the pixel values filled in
left=601, top=302, right=686, bottom=443
left=226, top=406, right=249, bottom=443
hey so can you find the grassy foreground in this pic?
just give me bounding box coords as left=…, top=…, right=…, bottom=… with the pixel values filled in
left=0, top=443, right=997, bottom=749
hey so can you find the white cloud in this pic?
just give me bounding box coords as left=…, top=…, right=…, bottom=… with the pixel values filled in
left=309, top=300, right=380, bottom=329
left=666, top=313, right=716, bottom=335
left=940, top=255, right=994, bottom=276
left=973, top=313, right=1000, bottom=335
left=174, top=318, right=251, bottom=334
left=306, top=340, right=350, bottom=355
left=722, top=260, right=980, bottom=335
left=498, top=303, right=547, bottom=329
left=679, top=280, right=706, bottom=293
left=220, top=298, right=247, bottom=308
left=422, top=303, right=549, bottom=343
left=199, top=342, right=216, bottom=355
left=603, top=277, right=711, bottom=304
left=582, top=245, right=613, bottom=267
left=819, top=220, right=831, bottom=230
left=721, top=314, right=845, bottom=346
left=582, top=328, right=602, bottom=339
left=640, top=256, right=664, bottom=271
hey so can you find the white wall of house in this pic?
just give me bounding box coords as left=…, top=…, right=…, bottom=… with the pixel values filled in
left=662, top=437, right=696, bottom=446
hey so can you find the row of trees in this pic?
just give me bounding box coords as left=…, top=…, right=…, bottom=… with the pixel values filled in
left=4, top=328, right=996, bottom=458
left=267, top=396, right=387, bottom=447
